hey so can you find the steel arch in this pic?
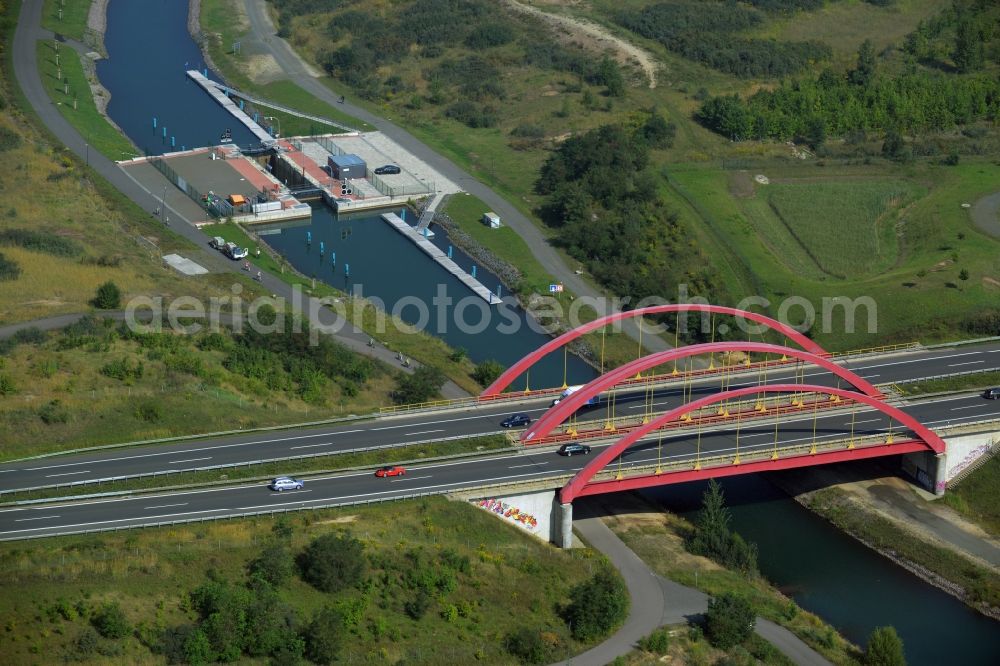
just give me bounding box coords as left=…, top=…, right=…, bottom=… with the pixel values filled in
left=560, top=383, right=945, bottom=503
left=522, top=342, right=881, bottom=443
left=481, top=304, right=827, bottom=397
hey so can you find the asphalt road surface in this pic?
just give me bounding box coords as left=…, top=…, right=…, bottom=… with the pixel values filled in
left=2, top=343, right=998, bottom=493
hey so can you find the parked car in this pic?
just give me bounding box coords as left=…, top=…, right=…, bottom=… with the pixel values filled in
left=375, top=465, right=406, bottom=478
left=269, top=476, right=304, bottom=491
left=983, top=388, right=1000, bottom=400
left=209, top=236, right=226, bottom=250
left=374, top=164, right=401, bottom=175
left=557, top=443, right=591, bottom=457
left=224, top=242, right=248, bottom=260
left=500, top=413, right=532, bottom=428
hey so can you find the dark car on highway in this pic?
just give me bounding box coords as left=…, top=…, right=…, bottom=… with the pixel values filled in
left=983, top=388, right=1000, bottom=400
left=501, top=413, right=532, bottom=428
left=374, top=164, right=401, bottom=175
left=557, top=444, right=592, bottom=456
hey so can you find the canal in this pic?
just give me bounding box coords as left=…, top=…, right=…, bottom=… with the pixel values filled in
left=92, top=1, right=999, bottom=661
left=644, top=476, right=1000, bottom=665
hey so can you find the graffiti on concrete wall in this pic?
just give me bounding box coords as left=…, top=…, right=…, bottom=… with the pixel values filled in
left=473, top=498, right=538, bottom=530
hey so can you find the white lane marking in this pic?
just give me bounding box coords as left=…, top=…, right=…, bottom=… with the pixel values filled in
left=951, top=404, right=988, bottom=411
left=22, top=429, right=367, bottom=471
left=509, top=462, right=549, bottom=469
left=391, top=475, right=430, bottom=482
left=269, top=489, right=312, bottom=496
left=144, top=503, right=188, bottom=510
left=45, top=470, right=90, bottom=478
left=403, top=429, right=444, bottom=437
left=15, top=515, right=60, bottom=522
left=854, top=419, right=883, bottom=424
left=948, top=361, right=984, bottom=367
left=290, top=442, right=332, bottom=450
left=167, top=457, right=211, bottom=465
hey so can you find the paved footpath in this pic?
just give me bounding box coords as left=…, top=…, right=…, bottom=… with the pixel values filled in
left=559, top=502, right=830, bottom=666
left=12, top=0, right=467, bottom=398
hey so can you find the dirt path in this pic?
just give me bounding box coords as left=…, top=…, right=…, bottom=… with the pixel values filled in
left=501, top=0, right=659, bottom=88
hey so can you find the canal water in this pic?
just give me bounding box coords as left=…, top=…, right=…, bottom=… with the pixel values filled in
left=97, top=0, right=259, bottom=155
left=93, top=0, right=999, bottom=658
left=643, top=476, right=1000, bottom=665
left=260, top=205, right=596, bottom=387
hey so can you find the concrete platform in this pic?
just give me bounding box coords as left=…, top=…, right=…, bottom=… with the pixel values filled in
left=381, top=212, right=496, bottom=304
left=163, top=254, right=209, bottom=275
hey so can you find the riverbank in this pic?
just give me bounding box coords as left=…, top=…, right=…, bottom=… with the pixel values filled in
left=771, top=465, right=1000, bottom=621
left=585, top=493, right=861, bottom=665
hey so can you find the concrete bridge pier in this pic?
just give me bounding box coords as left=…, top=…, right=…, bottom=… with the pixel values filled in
left=556, top=502, right=574, bottom=548
left=933, top=451, right=948, bottom=496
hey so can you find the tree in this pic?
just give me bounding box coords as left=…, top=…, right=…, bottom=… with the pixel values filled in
left=705, top=593, right=755, bottom=650
left=850, top=39, right=877, bottom=87
left=641, top=111, right=677, bottom=149
left=183, top=628, right=214, bottom=666
left=959, top=268, right=970, bottom=283
left=92, top=601, right=131, bottom=639
left=954, top=15, right=984, bottom=73
left=865, top=626, right=906, bottom=666
left=803, top=115, right=826, bottom=149
left=92, top=281, right=122, bottom=309
left=391, top=365, right=446, bottom=405
left=297, top=533, right=366, bottom=593
left=304, top=606, right=345, bottom=665
left=692, top=479, right=731, bottom=556
left=881, top=128, right=907, bottom=162
left=598, top=56, right=626, bottom=97
left=248, top=543, right=294, bottom=587
left=563, top=567, right=629, bottom=641
left=471, top=359, right=505, bottom=387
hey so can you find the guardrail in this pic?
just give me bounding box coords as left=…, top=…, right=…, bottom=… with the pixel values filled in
left=0, top=432, right=507, bottom=498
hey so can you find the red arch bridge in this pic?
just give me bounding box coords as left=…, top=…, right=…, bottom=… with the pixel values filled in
left=476, top=306, right=949, bottom=547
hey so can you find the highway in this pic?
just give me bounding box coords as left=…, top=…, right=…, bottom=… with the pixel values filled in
left=0, top=386, right=997, bottom=540
left=1, top=343, right=998, bottom=494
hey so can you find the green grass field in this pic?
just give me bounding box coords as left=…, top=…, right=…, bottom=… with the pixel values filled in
left=942, top=456, right=1000, bottom=536
left=763, top=180, right=920, bottom=279
left=40, top=0, right=90, bottom=42
left=34, top=41, right=136, bottom=160
left=0, top=496, right=603, bottom=665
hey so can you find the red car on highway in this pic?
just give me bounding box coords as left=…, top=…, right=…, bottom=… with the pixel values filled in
left=375, top=465, right=406, bottom=478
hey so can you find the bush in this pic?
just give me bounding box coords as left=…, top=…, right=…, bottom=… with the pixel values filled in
left=866, top=626, right=906, bottom=666
left=391, top=365, right=446, bottom=405
left=471, top=359, right=505, bottom=387
left=91, top=601, right=130, bottom=639
left=504, top=627, right=549, bottom=664
left=0, top=374, right=15, bottom=396
left=705, top=593, right=754, bottom=650
left=248, top=543, right=294, bottom=587
left=72, top=626, right=100, bottom=659
left=92, top=281, right=122, bottom=309
left=134, top=401, right=163, bottom=423
left=0, top=251, right=20, bottom=281
left=638, top=626, right=671, bottom=654
left=0, top=125, right=21, bottom=152
left=304, top=606, right=345, bottom=665
left=445, top=100, right=498, bottom=128
left=0, top=228, right=83, bottom=256
left=297, top=533, right=366, bottom=593
left=404, top=589, right=431, bottom=620
left=38, top=399, right=69, bottom=424
left=100, top=358, right=144, bottom=382
left=563, top=567, right=629, bottom=641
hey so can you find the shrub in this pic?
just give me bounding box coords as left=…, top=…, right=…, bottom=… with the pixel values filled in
left=404, top=589, right=432, bottom=620
left=504, top=627, right=548, bottom=664
left=445, top=100, right=498, bottom=128
left=471, top=359, right=505, bottom=387
left=92, top=281, right=122, bottom=309
left=91, top=601, right=130, bottom=639
left=563, top=567, right=629, bottom=641
left=391, top=366, right=446, bottom=405
left=0, top=251, right=20, bottom=281
left=297, top=533, right=366, bottom=593
left=638, top=626, right=671, bottom=654
left=0, top=374, right=15, bottom=395
left=135, top=401, right=163, bottom=423
left=705, top=593, right=754, bottom=650
left=0, top=126, right=21, bottom=151
left=73, top=626, right=100, bottom=658
left=304, top=606, right=345, bottom=665
left=248, top=543, right=294, bottom=587
left=100, top=358, right=144, bottom=382
left=865, top=626, right=906, bottom=666
left=0, top=228, right=83, bottom=256
left=39, top=399, right=69, bottom=424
